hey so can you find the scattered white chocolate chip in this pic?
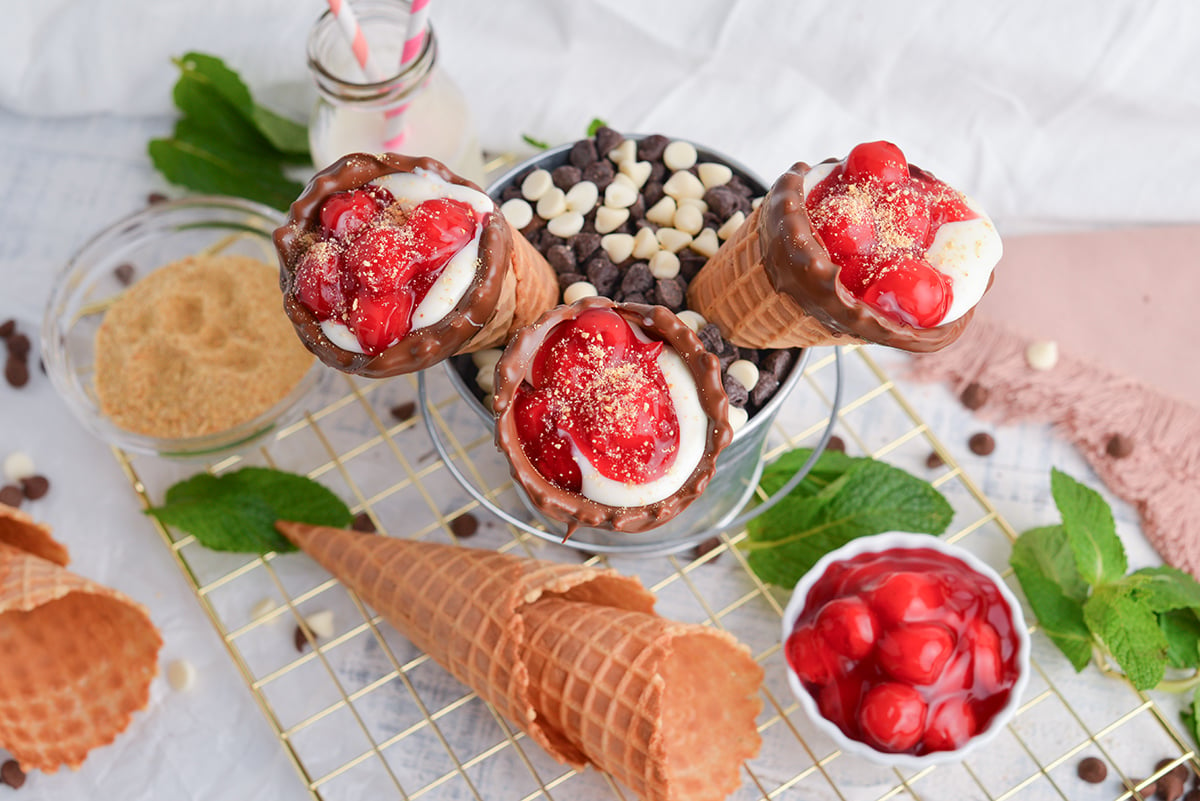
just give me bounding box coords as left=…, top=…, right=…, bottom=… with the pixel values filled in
left=607, top=138, right=637, bottom=164
left=676, top=310, right=707, bottom=332
left=564, top=181, right=599, bottom=213
left=751, top=196, right=764, bottom=210
left=663, top=170, right=706, bottom=201
left=655, top=227, right=693, bottom=254
left=728, top=406, right=749, bottom=433
left=726, top=359, right=760, bottom=391
left=604, top=180, right=638, bottom=209
left=521, top=169, right=553, bottom=202
left=632, top=227, right=661, bottom=259
left=689, top=228, right=721, bottom=258
left=648, top=250, right=681, bottom=280
left=470, top=348, right=503, bottom=371
left=663, top=140, right=698, bottom=171
left=1025, top=340, right=1059, bottom=371
left=475, top=366, right=496, bottom=393
left=619, top=160, right=653, bottom=189
left=167, top=659, right=196, bottom=692
left=499, top=197, right=533, bottom=230
left=717, top=210, right=746, bottom=240
left=546, top=211, right=585, bottom=238
left=563, top=281, right=598, bottom=304
left=697, top=162, right=733, bottom=189
left=672, top=204, right=705, bottom=236
left=593, top=205, right=629, bottom=235
left=677, top=196, right=708, bottom=213
left=601, top=233, right=635, bottom=264
left=611, top=172, right=638, bottom=190
left=2, top=452, right=35, bottom=483
left=645, top=196, right=677, bottom=226
left=535, top=187, right=567, bottom=219
left=249, top=597, right=277, bottom=622
left=305, top=610, right=335, bottom=640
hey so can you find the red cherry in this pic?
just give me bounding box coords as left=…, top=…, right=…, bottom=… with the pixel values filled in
left=869, top=571, right=948, bottom=626
left=344, top=226, right=421, bottom=297
left=348, top=290, right=413, bottom=355
left=858, top=681, right=927, bottom=753
left=532, top=309, right=634, bottom=386
left=814, top=597, right=879, bottom=660
left=810, top=185, right=878, bottom=263
left=969, top=619, right=1005, bottom=692
left=844, top=141, right=909, bottom=186
left=877, top=621, right=956, bottom=685
left=816, top=675, right=862, bottom=733
left=923, top=696, right=978, bottom=752
left=512, top=385, right=583, bottom=492
left=879, top=184, right=932, bottom=248
left=404, top=197, right=478, bottom=268
left=786, top=624, right=840, bottom=686
left=294, top=243, right=347, bottom=319
left=320, top=189, right=384, bottom=240
left=860, top=255, right=951, bottom=328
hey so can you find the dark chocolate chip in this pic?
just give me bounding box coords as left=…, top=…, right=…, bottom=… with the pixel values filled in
left=749, top=372, right=780, bottom=407
left=450, top=512, right=479, bottom=539
left=704, top=186, right=740, bottom=219
left=761, top=349, right=793, bottom=380
left=678, top=249, right=706, bottom=281
left=968, top=432, right=996, bottom=456
left=0, top=759, right=25, bottom=789
left=925, top=451, right=945, bottom=469
left=1106, top=433, right=1135, bottom=459
left=1157, top=760, right=1192, bottom=793
left=502, top=186, right=527, bottom=205
left=1129, top=779, right=1157, bottom=801
left=390, top=401, right=416, bottom=422
left=1076, top=756, right=1107, bottom=783
left=0, top=485, right=21, bottom=508
left=582, top=159, right=615, bottom=191
left=551, top=164, right=582, bottom=192
left=6, top=333, right=30, bottom=360
left=727, top=175, right=754, bottom=198
left=546, top=243, right=577, bottom=273
left=147, top=191, right=169, bottom=205
left=960, top=381, right=989, bottom=410
left=594, top=127, right=624, bottom=159
left=648, top=161, right=666, bottom=184
left=702, top=210, right=724, bottom=232
left=568, top=138, right=598, bottom=168
left=619, top=262, right=654, bottom=296
left=1183, top=788, right=1200, bottom=801
left=4, top=358, right=28, bottom=388
left=642, top=180, right=665, bottom=208
left=636, top=134, right=669, bottom=162
left=654, top=278, right=684, bottom=311
left=1159, top=773, right=1185, bottom=801
left=692, top=535, right=721, bottom=562
left=825, top=435, right=846, bottom=453
left=351, top=512, right=376, bottom=532
left=20, top=475, right=49, bottom=500
left=557, top=272, right=587, bottom=294
left=571, top=232, right=601, bottom=263
left=586, top=257, right=620, bottom=297
left=723, top=373, right=749, bottom=408
left=618, top=291, right=648, bottom=305
left=293, top=624, right=309, bottom=653
left=626, top=196, right=646, bottom=225
left=0, top=319, right=14, bottom=339
left=698, top=323, right=725, bottom=354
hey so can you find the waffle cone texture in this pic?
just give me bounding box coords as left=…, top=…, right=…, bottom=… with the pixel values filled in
left=0, top=506, right=161, bottom=773
left=277, top=522, right=763, bottom=801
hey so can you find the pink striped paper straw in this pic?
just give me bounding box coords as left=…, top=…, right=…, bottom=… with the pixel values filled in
left=382, top=0, right=432, bottom=151
left=328, top=0, right=384, bottom=82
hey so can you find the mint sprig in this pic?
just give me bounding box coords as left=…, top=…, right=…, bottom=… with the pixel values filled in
left=741, top=448, right=954, bottom=587
left=1010, top=468, right=1200, bottom=740
left=147, top=467, right=351, bottom=554
left=149, top=52, right=310, bottom=211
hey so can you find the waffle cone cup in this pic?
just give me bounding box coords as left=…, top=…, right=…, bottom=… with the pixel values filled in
left=276, top=523, right=763, bottom=801
left=0, top=509, right=161, bottom=774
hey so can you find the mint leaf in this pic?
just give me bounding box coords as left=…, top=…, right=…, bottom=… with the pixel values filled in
left=521, top=133, right=551, bottom=150
left=147, top=467, right=351, bottom=554
left=1083, top=580, right=1168, bottom=690
left=1184, top=687, right=1200, bottom=748
left=1011, top=524, right=1089, bottom=602
left=759, top=447, right=860, bottom=498
left=1010, top=525, right=1092, bottom=670
left=1128, top=566, right=1200, bottom=612
left=586, top=118, right=608, bottom=137
left=1052, top=467, right=1126, bottom=585
left=1160, top=609, right=1200, bottom=669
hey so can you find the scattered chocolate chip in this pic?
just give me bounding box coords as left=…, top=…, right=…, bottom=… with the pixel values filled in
left=557, top=272, right=587, bottom=293
left=1128, top=779, right=1157, bottom=801
left=825, top=435, right=845, bottom=453
left=389, top=401, right=416, bottom=422
left=0, top=485, right=21, bottom=509
left=147, top=191, right=169, bottom=205
left=4, top=357, right=28, bottom=388
left=546, top=243, right=576, bottom=273
left=581, top=159, right=615, bottom=191
left=293, top=624, right=310, bottom=653
left=636, top=134, right=669, bottom=162
left=551, top=164, right=582, bottom=191
left=500, top=184, right=524, bottom=203
left=749, top=372, right=779, bottom=408
left=570, top=232, right=601, bottom=263
left=761, top=350, right=793, bottom=380
left=20, top=475, right=48, bottom=500
left=693, top=536, right=721, bottom=562
left=960, top=381, right=989, bottom=410
left=593, top=126, right=623, bottom=159
left=697, top=323, right=725, bottom=355
left=704, top=185, right=741, bottom=219
left=924, top=451, right=945, bottom=469
left=586, top=256, right=620, bottom=296
left=723, top=374, right=749, bottom=408
left=619, top=291, right=647, bottom=305
left=1184, top=790, right=1200, bottom=801
left=450, top=512, right=479, bottom=539
left=1159, top=774, right=1185, bottom=801
left=968, top=432, right=996, bottom=456
left=1106, top=433, right=1135, bottom=459
left=642, top=180, right=665, bottom=208
left=654, top=278, right=684, bottom=311
left=619, top=262, right=654, bottom=296
left=5, top=333, right=30, bottom=360
left=568, top=138, right=598, bottom=169
left=351, top=512, right=376, bottom=532
left=0, top=319, right=14, bottom=339
left=1077, top=756, right=1107, bottom=783
left=1156, top=759, right=1191, bottom=786
left=113, top=262, right=136, bottom=285
left=0, top=759, right=25, bottom=788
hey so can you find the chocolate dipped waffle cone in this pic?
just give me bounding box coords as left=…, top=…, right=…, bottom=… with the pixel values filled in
left=275, top=523, right=762, bottom=801
left=0, top=517, right=160, bottom=774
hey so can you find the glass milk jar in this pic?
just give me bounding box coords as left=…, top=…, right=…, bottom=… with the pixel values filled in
left=306, top=0, right=486, bottom=185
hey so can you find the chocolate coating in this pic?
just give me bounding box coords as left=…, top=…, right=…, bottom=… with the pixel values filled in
left=759, top=161, right=990, bottom=353
left=493, top=297, right=733, bottom=534
left=273, top=152, right=511, bottom=377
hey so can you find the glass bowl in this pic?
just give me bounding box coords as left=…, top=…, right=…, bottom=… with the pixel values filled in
left=780, top=532, right=1031, bottom=768
left=41, top=195, right=324, bottom=459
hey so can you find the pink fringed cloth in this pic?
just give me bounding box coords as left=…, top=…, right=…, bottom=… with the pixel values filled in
left=906, top=225, right=1200, bottom=577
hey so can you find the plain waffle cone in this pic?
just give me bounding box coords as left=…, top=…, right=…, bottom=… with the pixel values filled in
left=0, top=540, right=161, bottom=774
left=0, top=504, right=68, bottom=567
left=276, top=523, right=763, bottom=800
left=460, top=221, right=559, bottom=353
left=687, top=206, right=863, bottom=350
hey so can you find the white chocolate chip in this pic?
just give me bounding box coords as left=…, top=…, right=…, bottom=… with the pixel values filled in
left=645, top=196, right=677, bottom=226
left=1025, top=340, right=1059, bottom=371
left=601, top=233, right=635, bottom=264
left=546, top=211, right=585, bottom=238
left=593, top=205, right=629, bottom=235
left=482, top=394, right=495, bottom=412
left=620, top=160, right=653, bottom=189
left=564, top=181, right=599, bottom=213
left=751, top=196, right=764, bottom=210
left=535, top=187, right=567, bottom=219
left=470, top=348, right=503, bottom=371
left=728, top=406, right=749, bottom=433
left=2, top=452, right=35, bottom=482
left=249, top=597, right=277, bottom=622
left=726, top=359, right=760, bottom=391
left=604, top=180, right=638, bottom=209
left=677, top=196, right=708, bottom=213
left=663, top=140, right=698, bottom=171
left=305, top=610, right=335, bottom=640
left=521, top=169, right=554, bottom=202
left=689, top=228, right=720, bottom=258
left=676, top=310, right=707, bottom=332
left=607, top=138, right=637, bottom=164
left=663, top=170, right=706, bottom=201
left=632, top=227, right=661, bottom=259
left=563, top=281, right=598, bottom=304
left=499, top=198, right=533, bottom=230
left=656, top=227, right=693, bottom=253
left=672, top=204, right=705, bottom=236
left=611, top=172, right=638, bottom=190
left=167, top=659, right=196, bottom=692
left=475, top=366, right=496, bottom=393
left=717, top=210, right=746, bottom=240
left=648, top=250, right=680, bottom=279
left=697, top=162, right=733, bottom=189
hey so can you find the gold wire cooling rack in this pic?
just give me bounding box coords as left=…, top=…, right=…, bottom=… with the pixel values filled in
left=111, top=344, right=1199, bottom=801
